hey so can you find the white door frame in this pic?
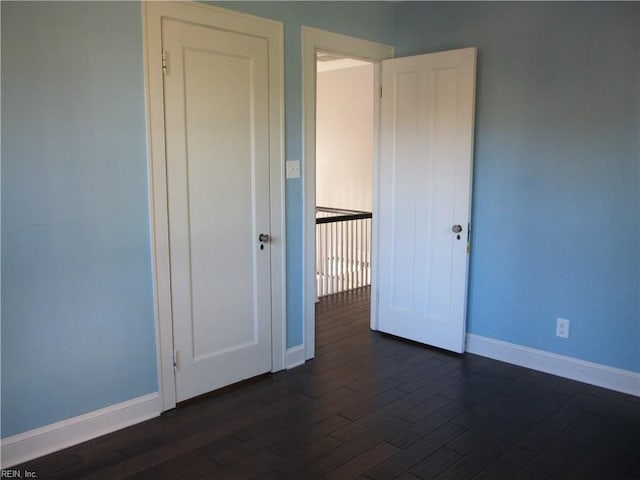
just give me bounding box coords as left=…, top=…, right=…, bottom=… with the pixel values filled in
left=302, top=27, right=394, bottom=360
left=142, top=1, right=286, bottom=411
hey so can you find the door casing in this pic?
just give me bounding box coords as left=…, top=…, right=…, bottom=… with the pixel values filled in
left=301, top=27, right=394, bottom=360
left=143, top=1, right=286, bottom=411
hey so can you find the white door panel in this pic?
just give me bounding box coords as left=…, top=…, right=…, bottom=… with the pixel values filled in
left=376, top=48, right=476, bottom=353
left=162, top=18, right=271, bottom=402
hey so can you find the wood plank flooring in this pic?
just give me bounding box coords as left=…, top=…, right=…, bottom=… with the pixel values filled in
left=13, top=287, right=640, bottom=479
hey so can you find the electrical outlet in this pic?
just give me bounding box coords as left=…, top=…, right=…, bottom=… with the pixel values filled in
left=556, top=318, right=570, bottom=338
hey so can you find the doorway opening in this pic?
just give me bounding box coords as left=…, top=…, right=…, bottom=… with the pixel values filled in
left=301, top=26, right=394, bottom=360
left=304, top=28, right=476, bottom=363
left=315, top=52, right=374, bottom=298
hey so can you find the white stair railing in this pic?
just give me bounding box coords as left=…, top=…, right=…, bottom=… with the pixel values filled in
left=316, top=207, right=372, bottom=297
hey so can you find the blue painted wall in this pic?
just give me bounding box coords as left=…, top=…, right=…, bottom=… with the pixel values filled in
left=1, top=0, right=395, bottom=438
left=1, top=2, right=157, bottom=437
left=2, top=0, right=638, bottom=440
left=394, top=1, right=640, bottom=372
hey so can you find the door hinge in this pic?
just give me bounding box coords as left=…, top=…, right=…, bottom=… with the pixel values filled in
left=162, top=51, right=168, bottom=75
left=380, top=86, right=383, bottom=98
left=173, top=350, right=178, bottom=372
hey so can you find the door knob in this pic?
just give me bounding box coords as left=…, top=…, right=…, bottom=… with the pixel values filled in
left=258, top=233, right=270, bottom=243
left=451, top=225, right=463, bottom=234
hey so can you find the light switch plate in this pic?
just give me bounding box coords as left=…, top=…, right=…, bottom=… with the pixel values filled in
left=286, top=160, right=300, bottom=179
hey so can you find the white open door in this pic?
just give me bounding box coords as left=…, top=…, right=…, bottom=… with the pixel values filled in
left=374, top=48, right=477, bottom=353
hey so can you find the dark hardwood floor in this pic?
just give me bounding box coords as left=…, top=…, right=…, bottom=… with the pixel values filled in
left=14, top=287, right=640, bottom=479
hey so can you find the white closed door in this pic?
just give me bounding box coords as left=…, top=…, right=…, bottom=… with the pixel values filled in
left=162, top=18, right=272, bottom=402
left=375, top=48, right=477, bottom=353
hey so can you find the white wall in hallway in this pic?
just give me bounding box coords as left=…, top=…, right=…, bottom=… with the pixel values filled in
left=316, top=63, right=374, bottom=212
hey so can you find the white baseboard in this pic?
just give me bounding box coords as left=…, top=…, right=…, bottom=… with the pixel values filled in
left=1, top=393, right=161, bottom=469
left=286, top=345, right=306, bottom=369
left=466, top=333, right=640, bottom=397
